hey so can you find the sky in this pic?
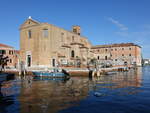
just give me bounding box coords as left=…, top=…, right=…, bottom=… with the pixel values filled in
left=0, top=0, right=150, bottom=58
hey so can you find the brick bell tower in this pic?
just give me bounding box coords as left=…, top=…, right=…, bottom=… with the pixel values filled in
left=72, top=25, right=81, bottom=35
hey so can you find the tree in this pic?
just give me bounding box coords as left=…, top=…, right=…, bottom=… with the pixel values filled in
left=0, top=54, right=9, bottom=73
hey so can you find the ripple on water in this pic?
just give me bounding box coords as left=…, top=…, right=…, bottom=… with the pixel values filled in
left=1, top=67, right=150, bottom=113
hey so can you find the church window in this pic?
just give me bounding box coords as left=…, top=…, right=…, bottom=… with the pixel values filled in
left=71, top=50, right=75, bottom=58
left=28, top=30, right=32, bottom=38
left=43, top=29, right=48, bottom=37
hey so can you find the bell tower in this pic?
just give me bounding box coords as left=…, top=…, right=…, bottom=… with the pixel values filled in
left=72, top=25, right=81, bottom=35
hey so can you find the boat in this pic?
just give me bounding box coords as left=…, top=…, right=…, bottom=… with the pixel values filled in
left=33, top=76, right=69, bottom=81
left=32, top=69, right=69, bottom=78
left=0, top=73, right=7, bottom=83
left=106, top=71, right=117, bottom=75
left=0, top=73, right=15, bottom=83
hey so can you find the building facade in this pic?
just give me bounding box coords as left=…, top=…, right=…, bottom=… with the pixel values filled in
left=0, top=43, right=19, bottom=68
left=20, top=17, right=92, bottom=68
left=91, top=43, right=142, bottom=66
left=20, top=17, right=142, bottom=68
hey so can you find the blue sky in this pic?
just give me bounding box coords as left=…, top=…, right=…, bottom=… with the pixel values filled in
left=0, top=0, right=150, bottom=58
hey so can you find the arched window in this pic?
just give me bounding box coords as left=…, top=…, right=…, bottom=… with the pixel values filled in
left=71, top=50, right=75, bottom=58
left=97, top=56, right=99, bottom=60
left=105, top=56, right=107, bottom=60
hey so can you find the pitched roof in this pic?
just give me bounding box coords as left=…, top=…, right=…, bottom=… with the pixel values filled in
left=20, top=17, right=40, bottom=29
left=28, top=17, right=40, bottom=24
left=0, top=43, right=13, bottom=48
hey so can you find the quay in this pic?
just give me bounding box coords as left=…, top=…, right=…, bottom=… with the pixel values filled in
left=63, top=66, right=133, bottom=77
left=3, top=65, right=136, bottom=77
left=90, top=66, right=131, bottom=77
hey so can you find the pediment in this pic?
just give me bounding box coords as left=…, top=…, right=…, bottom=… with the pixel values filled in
left=20, top=18, right=40, bottom=29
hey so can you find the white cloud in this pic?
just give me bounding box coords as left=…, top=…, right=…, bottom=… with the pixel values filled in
left=108, top=17, right=128, bottom=31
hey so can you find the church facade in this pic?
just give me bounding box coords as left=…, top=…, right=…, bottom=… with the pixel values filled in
left=20, top=17, right=92, bottom=68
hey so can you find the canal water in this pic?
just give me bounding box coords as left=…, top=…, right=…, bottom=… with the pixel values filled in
left=0, top=66, right=150, bottom=113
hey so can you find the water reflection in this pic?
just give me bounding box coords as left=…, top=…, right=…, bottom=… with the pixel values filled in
left=90, top=67, right=143, bottom=97
left=19, top=76, right=90, bottom=113
left=0, top=75, right=19, bottom=113
left=92, top=67, right=142, bottom=89
left=0, top=67, right=144, bottom=113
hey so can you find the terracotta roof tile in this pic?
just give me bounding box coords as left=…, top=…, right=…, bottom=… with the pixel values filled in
left=15, top=50, right=20, bottom=54
left=0, top=43, right=13, bottom=48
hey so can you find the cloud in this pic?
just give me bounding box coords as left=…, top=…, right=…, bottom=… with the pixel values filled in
left=108, top=17, right=128, bottom=31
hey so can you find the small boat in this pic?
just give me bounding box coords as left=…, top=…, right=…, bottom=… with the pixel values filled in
left=94, top=92, right=105, bottom=97
left=0, top=73, right=15, bottom=83
left=33, top=76, right=69, bottom=81
left=0, top=73, right=7, bottom=82
left=32, top=69, right=69, bottom=78
left=33, top=72, right=66, bottom=77
left=106, top=71, right=117, bottom=75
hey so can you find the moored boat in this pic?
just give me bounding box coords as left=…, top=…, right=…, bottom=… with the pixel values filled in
left=106, top=71, right=117, bottom=75
left=32, top=69, right=69, bottom=78
left=32, top=72, right=66, bottom=77
left=33, top=76, right=69, bottom=81
left=0, top=73, right=7, bottom=82
left=0, top=73, right=15, bottom=83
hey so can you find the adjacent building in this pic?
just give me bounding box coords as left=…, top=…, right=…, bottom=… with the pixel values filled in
left=91, top=43, right=142, bottom=66
left=0, top=43, right=19, bottom=68
left=19, top=17, right=142, bottom=68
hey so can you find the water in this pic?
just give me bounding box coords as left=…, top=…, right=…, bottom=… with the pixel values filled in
left=0, top=66, right=150, bottom=113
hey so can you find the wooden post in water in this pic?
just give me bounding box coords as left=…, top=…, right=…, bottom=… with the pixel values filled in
left=97, top=71, right=100, bottom=77
left=19, top=61, right=26, bottom=76
left=92, top=70, right=95, bottom=77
